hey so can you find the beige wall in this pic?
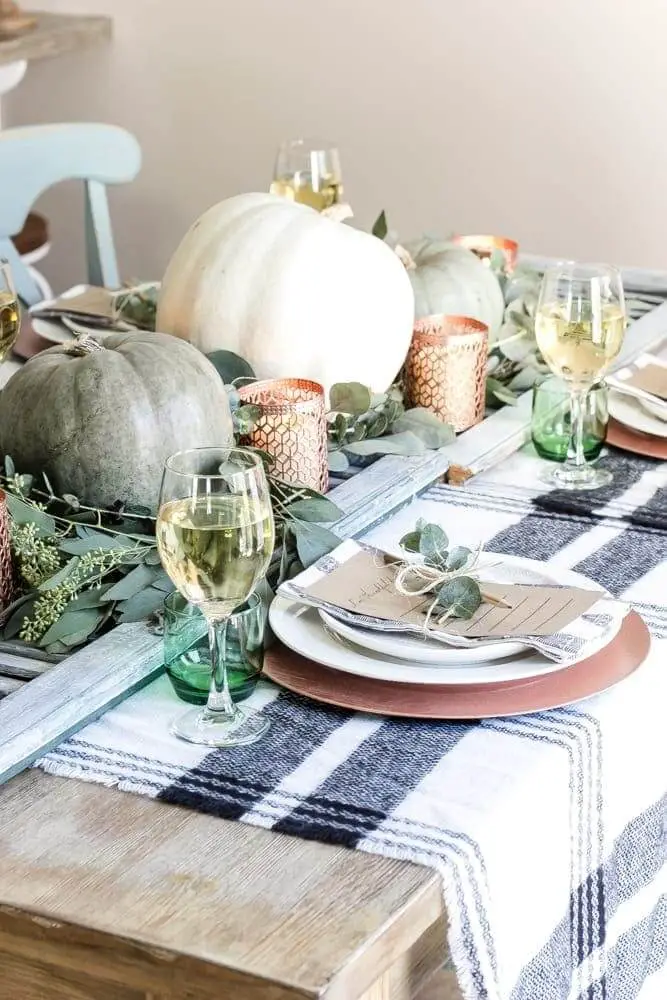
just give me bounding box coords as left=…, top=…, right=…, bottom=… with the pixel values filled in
left=7, top=0, right=667, bottom=293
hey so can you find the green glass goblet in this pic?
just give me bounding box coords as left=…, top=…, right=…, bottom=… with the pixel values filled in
left=163, top=591, right=266, bottom=706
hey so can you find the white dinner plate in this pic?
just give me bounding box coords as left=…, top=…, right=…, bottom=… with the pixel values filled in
left=608, top=389, right=667, bottom=439
left=269, top=564, right=625, bottom=686
left=317, top=553, right=558, bottom=664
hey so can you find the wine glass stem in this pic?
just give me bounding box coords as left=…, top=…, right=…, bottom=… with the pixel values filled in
left=567, top=387, right=588, bottom=471
left=205, top=616, right=236, bottom=719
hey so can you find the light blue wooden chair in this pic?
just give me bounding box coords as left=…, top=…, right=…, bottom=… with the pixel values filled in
left=0, top=123, right=141, bottom=306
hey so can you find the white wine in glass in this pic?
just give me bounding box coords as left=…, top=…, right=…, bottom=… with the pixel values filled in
left=157, top=448, right=275, bottom=747
left=534, top=262, right=626, bottom=490
left=0, top=259, right=20, bottom=363
left=270, top=138, right=343, bottom=211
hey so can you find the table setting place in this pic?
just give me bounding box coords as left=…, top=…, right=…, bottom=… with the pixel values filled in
left=0, top=138, right=664, bottom=1000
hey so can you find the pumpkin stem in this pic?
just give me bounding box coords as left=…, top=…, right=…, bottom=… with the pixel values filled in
left=63, top=335, right=105, bottom=356
left=394, top=244, right=417, bottom=271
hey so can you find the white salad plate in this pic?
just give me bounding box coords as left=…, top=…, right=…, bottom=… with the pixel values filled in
left=608, top=389, right=667, bottom=439
left=269, top=560, right=624, bottom=686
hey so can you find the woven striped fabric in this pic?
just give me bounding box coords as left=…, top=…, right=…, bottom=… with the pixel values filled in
left=36, top=446, right=667, bottom=1000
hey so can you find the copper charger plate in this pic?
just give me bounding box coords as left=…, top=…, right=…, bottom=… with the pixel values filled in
left=263, top=611, right=650, bottom=719
left=607, top=418, right=667, bottom=460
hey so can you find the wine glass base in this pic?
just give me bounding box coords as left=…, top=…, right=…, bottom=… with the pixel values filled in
left=171, top=705, right=270, bottom=747
left=539, top=463, right=613, bottom=491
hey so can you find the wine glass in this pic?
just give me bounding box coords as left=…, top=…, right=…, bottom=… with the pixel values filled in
left=0, top=259, right=20, bottom=363
left=156, top=447, right=275, bottom=747
left=270, top=138, right=343, bottom=211
left=534, top=262, right=626, bottom=490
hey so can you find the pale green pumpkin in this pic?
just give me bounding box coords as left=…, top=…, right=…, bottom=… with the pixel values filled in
left=0, top=332, right=234, bottom=512
left=401, top=238, right=505, bottom=335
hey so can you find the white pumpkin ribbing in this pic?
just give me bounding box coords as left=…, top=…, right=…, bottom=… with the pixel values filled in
left=404, top=238, right=505, bottom=336
left=157, top=193, right=415, bottom=397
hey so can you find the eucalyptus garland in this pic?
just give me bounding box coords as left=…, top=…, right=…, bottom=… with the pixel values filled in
left=1, top=457, right=342, bottom=654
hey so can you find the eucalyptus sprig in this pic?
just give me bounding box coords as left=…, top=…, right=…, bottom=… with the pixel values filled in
left=397, top=519, right=483, bottom=621
left=327, top=382, right=454, bottom=473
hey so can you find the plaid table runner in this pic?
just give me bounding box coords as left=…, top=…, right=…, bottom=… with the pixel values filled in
left=36, top=445, right=667, bottom=1000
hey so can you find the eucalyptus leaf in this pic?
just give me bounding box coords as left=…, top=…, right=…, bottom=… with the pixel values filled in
left=333, top=412, right=348, bottom=445
left=446, top=546, right=473, bottom=571
left=350, top=421, right=368, bottom=442
left=3, top=593, right=39, bottom=639
left=486, top=377, right=518, bottom=406
left=67, top=584, right=115, bottom=610
left=419, top=524, right=449, bottom=568
left=118, top=585, right=169, bottom=623
left=292, top=521, right=340, bottom=569
left=152, top=569, right=175, bottom=593
left=399, top=530, right=422, bottom=553
left=4, top=455, right=15, bottom=478
left=329, top=382, right=372, bottom=415
left=102, top=563, right=159, bottom=602
left=393, top=409, right=456, bottom=448
left=367, top=413, right=388, bottom=438
left=60, top=533, right=131, bottom=554
left=62, top=492, right=80, bottom=509
left=4, top=493, right=56, bottom=536
left=370, top=392, right=387, bottom=408
left=38, top=557, right=79, bottom=591
left=372, top=210, right=388, bottom=241
left=206, top=349, right=256, bottom=384
left=327, top=450, right=350, bottom=473
left=505, top=308, right=533, bottom=333
left=343, top=431, right=426, bottom=457
left=39, top=607, right=102, bottom=648
left=436, top=577, right=482, bottom=619
left=144, top=548, right=162, bottom=565
left=287, top=496, right=342, bottom=523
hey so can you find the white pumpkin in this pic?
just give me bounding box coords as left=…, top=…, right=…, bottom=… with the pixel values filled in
left=402, top=237, right=505, bottom=335
left=157, top=193, right=415, bottom=396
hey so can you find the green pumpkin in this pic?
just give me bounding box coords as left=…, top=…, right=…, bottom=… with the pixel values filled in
left=0, top=331, right=234, bottom=512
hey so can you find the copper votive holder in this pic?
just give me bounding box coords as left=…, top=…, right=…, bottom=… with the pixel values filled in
left=405, top=315, right=489, bottom=433
left=453, top=234, right=519, bottom=274
left=0, top=489, right=14, bottom=618
left=237, top=378, right=328, bottom=492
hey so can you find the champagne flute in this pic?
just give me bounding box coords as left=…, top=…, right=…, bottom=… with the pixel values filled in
left=0, top=259, right=20, bottom=363
left=534, top=262, right=626, bottom=490
left=270, top=138, right=343, bottom=211
left=156, top=447, right=275, bottom=747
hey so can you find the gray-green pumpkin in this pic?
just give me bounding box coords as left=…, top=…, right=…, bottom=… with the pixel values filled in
left=0, top=331, right=234, bottom=511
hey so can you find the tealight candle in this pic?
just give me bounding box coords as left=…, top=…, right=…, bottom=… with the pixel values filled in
left=453, top=234, right=519, bottom=275
left=237, top=378, right=328, bottom=492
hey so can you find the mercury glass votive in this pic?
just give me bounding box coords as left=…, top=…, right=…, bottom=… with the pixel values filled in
left=453, top=234, right=519, bottom=274
left=405, top=315, right=489, bottom=432
left=238, top=378, right=328, bottom=492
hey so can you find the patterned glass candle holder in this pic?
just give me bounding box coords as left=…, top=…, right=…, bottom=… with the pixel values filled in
left=453, top=234, right=519, bottom=274
left=405, top=315, right=489, bottom=433
left=238, top=378, right=328, bottom=492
